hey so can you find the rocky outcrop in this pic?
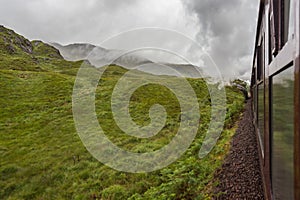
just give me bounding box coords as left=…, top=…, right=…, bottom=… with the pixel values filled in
left=0, top=25, right=62, bottom=59
left=0, top=25, right=33, bottom=54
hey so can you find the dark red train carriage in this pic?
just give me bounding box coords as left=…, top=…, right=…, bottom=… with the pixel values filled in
left=251, top=0, right=300, bottom=199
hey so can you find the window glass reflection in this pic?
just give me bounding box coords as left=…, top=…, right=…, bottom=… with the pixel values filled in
left=258, top=83, right=264, bottom=154
left=288, top=0, right=294, bottom=40
left=271, top=66, right=294, bottom=200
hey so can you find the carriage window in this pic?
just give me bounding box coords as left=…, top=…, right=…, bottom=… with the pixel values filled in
left=288, top=0, right=294, bottom=40
left=253, top=85, right=257, bottom=123
left=282, top=0, right=294, bottom=45
left=258, top=83, right=264, bottom=155
left=271, top=66, right=294, bottom=199
left=257, top=38, right=264, bottom=81
left=269, top=13, right=275, bottom=63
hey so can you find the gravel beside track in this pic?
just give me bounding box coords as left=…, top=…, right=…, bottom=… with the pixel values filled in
left=213, top=100, right=265, bottom=199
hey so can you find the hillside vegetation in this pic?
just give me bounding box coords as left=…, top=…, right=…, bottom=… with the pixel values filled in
left=0, top=26, right=245, bottom=199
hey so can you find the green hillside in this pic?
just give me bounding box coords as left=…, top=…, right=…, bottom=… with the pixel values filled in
left=0, top=26, right=245, bottom=199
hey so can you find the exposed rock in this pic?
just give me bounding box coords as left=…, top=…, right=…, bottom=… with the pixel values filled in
left=5, top=44, right=15, bottom=54
left=0, top=25, right=33, bottom=54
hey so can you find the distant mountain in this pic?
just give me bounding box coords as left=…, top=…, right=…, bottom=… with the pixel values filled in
left=162, top=63, right=204, bottom=78
left=0, top=25, right=203, bottom=78
left=51, top=43, right=97, bottom=61
left=51, top=43, right=153, bottom=68
left=52, top=42, right=204, bottom=78
left=0, top=24, right=205, bottom=79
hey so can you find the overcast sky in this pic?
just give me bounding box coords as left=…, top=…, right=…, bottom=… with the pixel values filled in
left=0, top=0, right=258, bottom=80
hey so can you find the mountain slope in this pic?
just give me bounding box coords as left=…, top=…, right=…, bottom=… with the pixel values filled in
left=0, top=25, right=62, bottom=59
left=53, top=42, right=205, bottom=78
left=0, top=25, right=245, bottom=199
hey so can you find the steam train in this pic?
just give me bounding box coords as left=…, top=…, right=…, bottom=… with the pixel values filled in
left=250, top=0, right=299, bottom=199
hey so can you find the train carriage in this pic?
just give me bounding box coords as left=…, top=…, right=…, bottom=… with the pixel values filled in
left=251, top=0, right=300, bottom=199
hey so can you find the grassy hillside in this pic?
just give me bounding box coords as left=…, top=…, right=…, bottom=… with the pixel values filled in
left=0, top=26, right=245, bottom=199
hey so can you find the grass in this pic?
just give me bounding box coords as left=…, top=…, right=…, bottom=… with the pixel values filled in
left=0, top=26, right=246, bottom=199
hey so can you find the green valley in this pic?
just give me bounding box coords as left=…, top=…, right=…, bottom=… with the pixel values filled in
left=0, top=26, right=245, bottom=200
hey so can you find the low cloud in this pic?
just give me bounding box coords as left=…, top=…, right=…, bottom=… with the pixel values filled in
left=0, top=0, right=258, bottom=80
left=182, top=0, right=259, bottom=80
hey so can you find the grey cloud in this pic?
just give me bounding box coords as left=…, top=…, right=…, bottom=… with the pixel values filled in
left=0, top=0, right=154, bottom=44
left=182, top=0, right=259, bottom=80
left=0, top=0, right=195, bottom=45
left=0, top=0, right=258, bottom=80
left=98, top=0, right=138, bottom=10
